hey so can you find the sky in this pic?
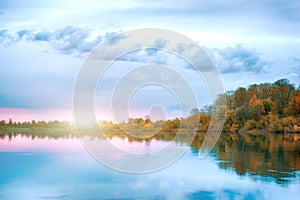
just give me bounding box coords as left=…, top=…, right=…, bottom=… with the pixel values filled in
left=0, top=0, right=300, bottom=121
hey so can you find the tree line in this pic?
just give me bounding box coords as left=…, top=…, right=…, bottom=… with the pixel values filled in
left=115, top=79, right=300, bottom=133
left=1, top=79, right=299, bottom=133
left=0, top=119, right=72, bottom=129
left=216, top=78, right=300, bottom=133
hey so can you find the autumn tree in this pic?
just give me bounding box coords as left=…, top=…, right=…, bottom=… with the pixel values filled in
left=296, top=91, right=300, bottom=114
left=249, top=94, right=265, bottom=120
left=224, top=109, right=239, bottom=133
left=268, top=113, right=283, bottom=132
left=233, top=87, right=248, bottom=108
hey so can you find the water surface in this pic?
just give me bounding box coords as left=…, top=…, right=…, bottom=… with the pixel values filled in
left=0, top=132, right=299, bottom=200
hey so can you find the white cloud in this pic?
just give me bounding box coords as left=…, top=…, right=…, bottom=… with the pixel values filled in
left=207, top=44, right=268, bottom=74
left=0, top=26, right=109, bottom=55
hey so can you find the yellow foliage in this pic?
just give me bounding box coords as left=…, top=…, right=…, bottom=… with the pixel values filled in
left=282, top=116, right=296, bottom=131
left=249, top=94, right=258, bottom=108
left=268, top=114, right=283, bottom=132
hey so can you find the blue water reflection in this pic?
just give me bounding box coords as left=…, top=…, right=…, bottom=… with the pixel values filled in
left=0, top=134, right=299, bottom=200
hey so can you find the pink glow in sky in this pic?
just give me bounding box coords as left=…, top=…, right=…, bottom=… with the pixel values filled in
left=0, top=108, right=122, bottom=122
left=0, top=108, right=73, bottom=122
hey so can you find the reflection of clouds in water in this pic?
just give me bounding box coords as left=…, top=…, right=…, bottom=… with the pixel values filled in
left=108, top=137, right=171, bottom=154
left=130, top=180, right=148, bottom=190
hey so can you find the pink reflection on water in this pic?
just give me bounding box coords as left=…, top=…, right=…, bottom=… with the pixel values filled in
left=0, top=135, right=172, bottom=154
left=0, top=135, right=84, bottom=152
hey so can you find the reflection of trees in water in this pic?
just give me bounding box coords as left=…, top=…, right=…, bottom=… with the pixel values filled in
left=1, top=129, right=299, bottom=184
left=205, top=133, right=300, bottom=184
left=0, top=128, right=76, bottom=140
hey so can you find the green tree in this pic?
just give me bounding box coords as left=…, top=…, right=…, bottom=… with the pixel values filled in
left=235, top=105, right=251, bottom=126
left=190, top=108, right=200, bottom=115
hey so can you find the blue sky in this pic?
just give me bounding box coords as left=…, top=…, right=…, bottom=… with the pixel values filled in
left=0, top=0, right=299, bottom=121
